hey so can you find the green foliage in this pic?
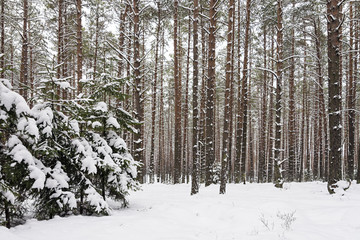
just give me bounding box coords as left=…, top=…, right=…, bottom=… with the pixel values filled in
left=0, top=66, right=139, bottom=226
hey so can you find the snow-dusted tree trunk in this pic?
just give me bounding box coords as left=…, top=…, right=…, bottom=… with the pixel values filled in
left=355, top=6, right=360, bottom=184
left=92, top=3, right=100, bottom=80
left=56, top=0, right=64, bottom=107
left=149, top=2, right=161, bottom=183
left=239, top=0, right=251, bottom=184
left=133, top=0, right=144, bottom=184
left=266, top=32, right=275, bottom=183
left=174, top=0, right=182, bottom=184
left=299, top=32, right=308, bottom=182
left=76, top=0, right=82, bottom=94
left=313, top=17, right=328, bottom=180
left=258, top=24, right=267, bottom=183
left=19, top=0, right=28, bottom=101
left=182, top=19, right=191, bottom=184
left=234, top=0, right=242, bottom=184
left=287, top=0, right=296, bottom=182
left=191, top=0, right=200, bottom=195
left=274, top=0, right=284, bottom=188
left=220, top=0, right=234, bottom=194
left=205, top=0, right=216, bottom=187
left=159, top=29, right=165, bottom=182
left=347, top=2, right=356, bottom=180
left=228, top=6, right=236, bottom=183
left=199, top=5, right=207, bottom=183
left=0, top=0, right=4, bottom=79
left=327, top=0, right=342, bottom=194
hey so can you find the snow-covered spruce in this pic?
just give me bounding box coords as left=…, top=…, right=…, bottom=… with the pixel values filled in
left=0, top=79, right=43, bottom=226
left=31, top=102, right=78, bottom=219
left=1, top=76, right=139, bottom=227
left=70, top=73, right=140, bottom=214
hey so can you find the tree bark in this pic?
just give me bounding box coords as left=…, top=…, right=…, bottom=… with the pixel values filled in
left=174, top=0, right=182, bottom=184
left=327, top=0, right=342, bottom=193
left=76, top=0, right=82, bottom=94
left=258, top=25, right=267, bottom=183
left=133, top=0, right=144, bottom=183
left=239, top=0, right=251, bottom=185
left=20, top=0, right=28, bottom=100
left=159, top=28, right=165, bottom=182
left=204, top=0, right=217, bottom=187
left=0, top=0, right=5, bottom=78
left=299, top=30, right=307, bottom=182
left=288, top=1, right=296, bottom=181
left=182, top=19, right=191, bottom=184
left=274, top=0, right=284, bottom=188
left=234, top=0, right=242, bottom=184
left=191, top=0, right=200, bottom=195
left=347, top=2, right=355, bottom=180
left=220, top=0, right=235, bottom=194
left=266, top=32, right=275, bottom=183
left=149, top=2, right=161, bottom=183
left=93, top=3, right=100, bottom=80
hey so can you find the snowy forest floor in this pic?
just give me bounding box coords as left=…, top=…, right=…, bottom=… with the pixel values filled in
left=1, top=182, right=360, bottom=240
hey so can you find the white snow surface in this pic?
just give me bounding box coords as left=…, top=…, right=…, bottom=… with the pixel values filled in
left=1, top=182, right=360, bottom=240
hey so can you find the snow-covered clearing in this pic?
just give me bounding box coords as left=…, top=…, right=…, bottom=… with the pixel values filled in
left=1, top=182, right=360, bottom=240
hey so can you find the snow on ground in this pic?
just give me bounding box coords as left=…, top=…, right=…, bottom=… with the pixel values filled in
left=1, top=182, right=360, bottom=240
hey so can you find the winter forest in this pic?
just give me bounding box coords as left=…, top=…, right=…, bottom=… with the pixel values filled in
left=1, top=0, right=360, bottom=239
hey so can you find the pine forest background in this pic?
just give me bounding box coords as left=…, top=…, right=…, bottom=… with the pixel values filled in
left=0, top=0, right=358, bottom=226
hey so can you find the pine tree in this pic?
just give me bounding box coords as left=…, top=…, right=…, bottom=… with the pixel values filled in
left=205, top=0, right=217, bottom=187
left=327, top=0, right=343, bottom=194
left=220, top=0, right=235, bottom=194
left=274, top=0, right=284, bottom=188
left=174, top=0, right=182, bottom=184
left=191, top=0, right=200, bottom=195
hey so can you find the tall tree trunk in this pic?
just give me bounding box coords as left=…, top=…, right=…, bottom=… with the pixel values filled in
left=133, top=0, right=144, bottom=183
left=220, top=0, right=235, bottom=194
left=315, top=16, right=328, bottom=181
left=299, top=31, right=307, bottom=182
left=247, top=58, right=253, bottom=182
left=0, top=0, right=5, bottom=78
left=174, top=0, right=182, bottom=184
left=182, top=18, right=191, bottom=184
left=347, top=2, right=355, bottom=180
left=288, top=2, right=296, bottom=181
left=93, top=3, right=100, bottom=79
left=76, top=0, right=82, bottom=94
left=20, top=0, right=28, bottom=100
left=10, top=40, right=14, bottom=85
left=62, top=4, right=69, bottom=99
left=314, top=18, right=324, bottom=180
left=159, top=28, right=165, bottom=182
left=126, top=18, right=132, bottom=150
left=149, top=2, right=161, bottom=183
left=355, top=6, right=360, bottom=184
left=239, top=0, right=251, bottom=184
left=199, top=4, right=207, bottom=183
left=258, top=25, right=267, bottom=183
left=234, top=0, right=242, bottom=184
left=204, top=0, right=217, bottom=187
left=28, top=20, right=33, bottom=107
left=118, top=3, right=128, bottom=78
left=228, top=6, right=236, bottom=183
left=191, top=0, right=200, bottom=195
left=327, top=0, right=342, bottom=193
left=274, top=0, right=284, bottom=188
left=266, top=32, right=275, bottom=183
left=57, top=0, right=64, bottom=105
left=313, top=81, right=320, bottom=179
